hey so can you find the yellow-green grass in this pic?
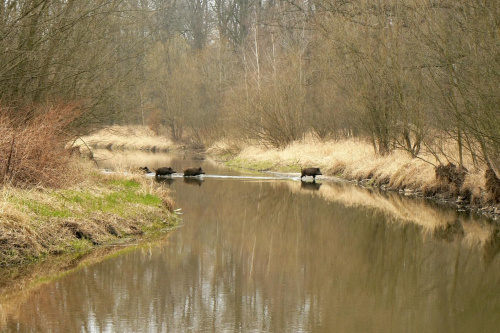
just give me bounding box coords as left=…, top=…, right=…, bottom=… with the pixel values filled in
left=0, top=172, right=178, bottom=267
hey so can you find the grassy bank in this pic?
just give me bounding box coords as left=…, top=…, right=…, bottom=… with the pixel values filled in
left=0, top=169, right=178, bottom=267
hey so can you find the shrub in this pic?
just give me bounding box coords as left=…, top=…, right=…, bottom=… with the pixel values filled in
left=0, top=103, right=82, bottom=188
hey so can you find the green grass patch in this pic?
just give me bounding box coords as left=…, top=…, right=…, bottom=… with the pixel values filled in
left=8, top=179, right=164, bottom=220
left=140, top=216, right=174, bottom=233
left=276, top=164, right=301, bottom=173
left=219, top=152, right=235, bottom=161
left=12, top=198, right=72, bottom=218
left=97, top=191, right=161, bottom=214
left=69, top=238, right=93, bottom=253
left=226, top=158, right=274, bottom=171
left=55, top=183, right=162, bottom=217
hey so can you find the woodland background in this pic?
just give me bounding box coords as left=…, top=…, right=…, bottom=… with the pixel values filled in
left=0, top=0, right=499, bottom=185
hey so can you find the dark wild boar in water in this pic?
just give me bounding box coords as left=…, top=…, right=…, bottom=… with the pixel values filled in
left=301, top=167, right=322, bottom=181
left=139, top=166, right=151, bottom=173
left=183, top=167, right=205, bottom=177
left=156, top=167, right=176, bottom=177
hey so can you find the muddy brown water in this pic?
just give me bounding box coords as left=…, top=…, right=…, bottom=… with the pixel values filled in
left=1, top=151, right=499, bottom=332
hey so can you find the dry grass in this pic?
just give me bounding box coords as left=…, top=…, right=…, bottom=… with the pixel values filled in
left=73, top=125, right=176, bottom=153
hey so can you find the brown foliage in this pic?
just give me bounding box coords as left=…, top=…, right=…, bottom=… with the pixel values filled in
left=147, top=109, right=163, bottom=135
left=0, top=103, right=82, bottom=188
left=485, top=169, right=500, bottom=203
left=435, top=163, right=467, bottom=189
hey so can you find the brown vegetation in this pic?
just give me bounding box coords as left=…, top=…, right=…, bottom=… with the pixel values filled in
left=0, top=1, right=497, bottom=243
left=137, top=0, right=499, bottom=178
left=0, top=1, right=149, bottom=125
left=485, top=169, right=500, bottom=204
left=0, top=103, right=82, bottom=188
left=74, top=126, right=176, bottom=153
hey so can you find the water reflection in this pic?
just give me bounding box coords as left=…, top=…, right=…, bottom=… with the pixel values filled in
left=1, top=153, right=499, bottom=333
left=154, top=177, right=176, bottom=186
left=183, top=177, right=204, bottom=187
left=300, top=180, right=322, bottom=191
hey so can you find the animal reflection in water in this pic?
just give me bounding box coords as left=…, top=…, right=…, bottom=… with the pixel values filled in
left=154, top=177, right=204, bottom=187
left=155, top=177, right=175, bottom=186
left=183, top=177, right=204, bottom=186
left=300, top=181, right=322, bottom=191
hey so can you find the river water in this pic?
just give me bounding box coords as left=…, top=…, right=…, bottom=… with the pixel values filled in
left=1, top=152, right=499, bottom=332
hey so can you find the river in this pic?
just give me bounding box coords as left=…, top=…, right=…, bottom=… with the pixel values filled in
left=1, top=151, right=499, bottom=332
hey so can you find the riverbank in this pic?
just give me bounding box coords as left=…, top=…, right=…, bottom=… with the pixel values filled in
left=208, top=139, right=499, bottom=219
left=75, top=125, right=499, bottom=219
left=0, top=167, right=179, bottom=267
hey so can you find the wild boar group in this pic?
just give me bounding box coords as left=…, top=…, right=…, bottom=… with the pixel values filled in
left=144, top=164, right=322, bottom=182
left=143, top=166, right=205, bottom=178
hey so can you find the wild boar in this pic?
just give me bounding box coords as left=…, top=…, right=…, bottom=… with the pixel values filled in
left=301, top=167, right=322, bottom=181
left=183, top=167, right=205, bottom=177
left=155, top=167, right=176, bottom=177
left=139, top=166, right=151, bottom=173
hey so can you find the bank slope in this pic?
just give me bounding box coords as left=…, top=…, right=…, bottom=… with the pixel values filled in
left=0, top=172, right=179, bottom=267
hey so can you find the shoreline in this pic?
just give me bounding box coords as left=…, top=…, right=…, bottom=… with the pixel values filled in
left=212, top=155, right=500, bottom=222
left=76, top=125, right=499, bottom=220
left=0, top=170, right=180, bottom=268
